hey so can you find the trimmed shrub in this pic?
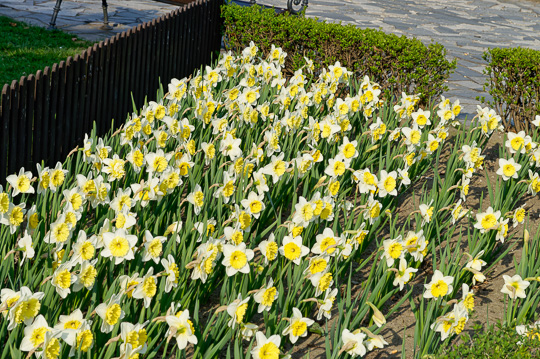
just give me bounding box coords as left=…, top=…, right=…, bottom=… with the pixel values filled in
left=221, top=4, right=457, bottom=104
left=481, top=47, right=540, bottom=131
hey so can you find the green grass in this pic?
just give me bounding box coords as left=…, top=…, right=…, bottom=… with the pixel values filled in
left=0, top=16, right=95, bottom=88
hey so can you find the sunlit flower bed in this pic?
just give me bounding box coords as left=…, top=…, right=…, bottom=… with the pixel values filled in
left=1, top=43, right=540, bottom=359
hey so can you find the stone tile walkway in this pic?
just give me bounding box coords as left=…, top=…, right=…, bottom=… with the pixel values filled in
left=0, top=0, right=179, bottom=42
left=257, top=0, right=540, bottom=118
left=1, top=0, right=540, bottom=118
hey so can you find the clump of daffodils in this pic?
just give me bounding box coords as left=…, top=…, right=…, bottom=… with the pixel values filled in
left=0, top=40, right=531, bottom=359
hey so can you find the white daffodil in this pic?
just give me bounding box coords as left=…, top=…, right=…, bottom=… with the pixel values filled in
left=279, top=235, right=309, bottom=265
left=175, top=153, right=195, bottom=177
left=120, top=321, right=149, bottom=355
left=64, top=321, right=94, bottom=355
left=132, top=268, right=158, bottom=308
left=364, top=196, right=382, bottom=225
left=419, top=200, right=434, bottom=226
left=263, top=153, right=288, bottom=184
left=51, top=263, right=76, bottom=299
left=110, top=188, right=133, bottom=213
left=102, top=154, right=126, bottom=181
left=304, top=255, right=330, bottom=277
left=461, top=283, right=475, bottom=312
left=341, top=329, right=367, bottom=357
left=506, top=131, right=528, bottom=154
left=258, top=234, right=279, bottom=264
left=401, top=125, right=422, bottom=149
left=71, top=230, right=97, bottom=265
left=354, top=169, right=378, bottom=194
left=423, top=270, right=454, bottom=299
left=1, top=202, right=26, bottom=234
left=166, top=310, right=197, bottom=350
left=19, top=315, right=51, bottom=352
left=101, top=228, right=138, bottom=264
left=161, top=255, right=180, bottom=293
left=63, top=187, right=86, bottom=213
left=425, top=133, right=442, bottom=153
left=54, top=309, right=85, bottom=332
left=292, top=196, right=316, bottom=227
left=213, top=170, right=236, bottom=204
left=338, top=136, right=358, bottom=160
left=430, top=311, right=456, bottom=341
left=6, top=168, right=35, bottom=197
left=7, top=287, right=44, bottom=330
left=317, top=287, right=338, bottom=320
left=226, top=295, right=250, bottom=329
left=95, top=293, right=124, bottom=333
left=17, top=230, right=35, bottom=265
left=251, top=331, right=281, bottom=359
left=512, top=205, right=526, bottom=228
left=36, top=164, right=50, bottom=194
left=496, top=158, right=521, bottom=181
left=402, top=229, right=427, bottom=262
left=282, top=307, right=314, bottom=344
left=73, top=259, right=98, bottom=292
left=382, top=235, right=404, bottom=267
left=363, top=327, right=389, bottom=351
left=240, top=191, right=265, bottom=219
left=391, top=257, right=418, bottom=290
left=377, top=170, right=398, bottom=197
left=25, top=204, right=39, bottom=234
left=501, top=274, right=530, bottom=299
left=451, top=200, right=467, bottom=225
left=141, top=230, right=166, bottom=263
left=474, top=207, right=501, bottom=233
left=252, top=170, right=269, bottom=195
left=465, top=251, right=486, bottom=285
left=412, top=108, right=431, bottom=128
left=222, top=242, right=254, bottom=276
left=309, top=270, right=334, bottom=296
left=325, top=155, right=350, bottom=178
left=312, top=227, right=339, bottom=256
left=220, top=133, right=243, bottom=159
left=253, top=278, right=278, bottom=313
left=186, top=184, right=205, bottom=215
left=39, top=330, right=63, bottom=359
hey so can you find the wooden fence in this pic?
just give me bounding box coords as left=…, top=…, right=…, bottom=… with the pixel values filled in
left=0, top=0, right=223, bottom=183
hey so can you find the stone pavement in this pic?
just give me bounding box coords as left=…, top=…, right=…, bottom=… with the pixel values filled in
left=1, top=0, right=540, bottom=118
left=0, top=0, right=179, bottom=41
left=258, top=0, right=540, bottom=119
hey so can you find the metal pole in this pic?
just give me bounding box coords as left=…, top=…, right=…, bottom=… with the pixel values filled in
left=48, top=0, right=63, bottom=29
left=101, top=0, right=113, bottom=30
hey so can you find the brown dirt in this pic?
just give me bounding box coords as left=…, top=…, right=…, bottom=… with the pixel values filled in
left=289, top=130, right=540, bottom=358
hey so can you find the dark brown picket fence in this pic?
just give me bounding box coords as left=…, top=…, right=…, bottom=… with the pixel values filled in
left=0, top=0, right=223, bottom=184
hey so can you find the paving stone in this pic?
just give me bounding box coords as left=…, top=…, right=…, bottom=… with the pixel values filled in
left=3, top=0, right=540, bottom=116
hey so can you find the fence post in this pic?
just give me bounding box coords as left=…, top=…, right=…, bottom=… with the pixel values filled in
left=0, top=86, right=10, bottom=182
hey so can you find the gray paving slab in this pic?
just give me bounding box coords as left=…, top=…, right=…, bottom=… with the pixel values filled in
left=2, top=0, right=540, bottom=119
left=0, top=0, right=179, bottom=41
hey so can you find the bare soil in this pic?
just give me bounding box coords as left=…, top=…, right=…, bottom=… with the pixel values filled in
left=288, top=131, right=540, bottom=358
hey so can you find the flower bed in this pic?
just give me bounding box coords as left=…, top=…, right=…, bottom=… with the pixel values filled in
left=0, top=43, right=539, bottom=359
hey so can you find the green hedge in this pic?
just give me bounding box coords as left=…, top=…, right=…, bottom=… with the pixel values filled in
left=481, top=47, right=540, bottom=131
left=221, top=4, right=456, bottom=104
